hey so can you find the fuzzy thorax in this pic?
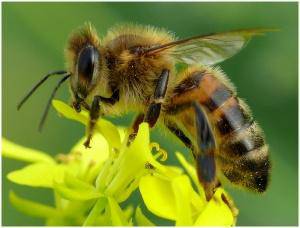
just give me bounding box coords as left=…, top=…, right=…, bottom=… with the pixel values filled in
left=65, top=23, right=177, bottom=115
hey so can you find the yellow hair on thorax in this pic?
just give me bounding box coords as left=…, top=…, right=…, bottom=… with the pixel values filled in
left=102, top=23, right=175, bottom=48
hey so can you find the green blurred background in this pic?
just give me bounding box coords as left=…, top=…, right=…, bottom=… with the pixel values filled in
left=2, top=2, right=298, bottom=226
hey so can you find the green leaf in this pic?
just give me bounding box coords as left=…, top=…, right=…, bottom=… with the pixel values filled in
left=83, top=197, right=108, bottom=226
left=52, top=99, right=121, bottom=149
left=53, top=181, right=103, bottom=201
left=9, top=191, right=61, bottom=218
left=194, top=188, right=234, bottom=226
left=2, top=138, right=55, bottom=164
left=135, top=206, right=155, bottom=226
left=7, top=163, right=65, bottom=188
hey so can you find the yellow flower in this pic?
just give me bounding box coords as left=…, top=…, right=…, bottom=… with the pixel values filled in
left=139, top=152, right=238, bottom=226
left=2, top=100, right=238, bottom=226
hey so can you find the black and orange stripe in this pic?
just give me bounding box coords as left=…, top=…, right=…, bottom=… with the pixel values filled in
left=165, top=67, right=270, bottom=193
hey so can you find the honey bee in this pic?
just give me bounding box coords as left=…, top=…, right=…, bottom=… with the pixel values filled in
left=18, top=23, right=271, bottom=200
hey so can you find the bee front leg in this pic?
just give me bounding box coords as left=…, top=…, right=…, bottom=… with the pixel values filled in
left=72, top=100, right=82, bottom=113
left=84, top=96, right=101, bottom=148
left=72, top=94, right=91, bottom=112
left=83, top=90, right=119, bottom=148
left=144, top=69, right=169, bottom=127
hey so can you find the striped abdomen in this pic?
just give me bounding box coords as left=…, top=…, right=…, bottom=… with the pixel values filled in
left=165, top=66, right=270, bottom=192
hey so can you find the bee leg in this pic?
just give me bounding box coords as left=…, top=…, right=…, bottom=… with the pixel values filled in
left=193, top=102, right=219, bottom=201
left=127, top=113, right=145, bottom=146
left=72, top=100, right=81, bottom=113
left=84, top=96, right=101, bottom=148
left=99, top=89, right=119, bottom=105
left=144, top=69, right=169, bottom=127
left=83, top=90, right=119, bottom=148
left=127, top=70, right=169, bottom=145
left=166, top=121, right=194, bottom=151
left=72, top=94, right=91, bottom=112
left=72, top=94, right=83, bottom=112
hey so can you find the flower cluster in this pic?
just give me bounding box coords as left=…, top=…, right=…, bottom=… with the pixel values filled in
left=2, top=100, right=238, bottom=226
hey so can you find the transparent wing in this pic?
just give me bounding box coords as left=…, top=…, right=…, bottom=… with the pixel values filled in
left=145, top=29, right=272, bottom=66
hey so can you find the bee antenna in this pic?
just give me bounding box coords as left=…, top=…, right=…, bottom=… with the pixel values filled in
left=38, top=74, right=71, bottom=132
left=17, top=70, right=69, bottom=110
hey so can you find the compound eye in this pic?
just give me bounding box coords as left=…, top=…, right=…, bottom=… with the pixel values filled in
left=77, top=46, right=99, bottom=82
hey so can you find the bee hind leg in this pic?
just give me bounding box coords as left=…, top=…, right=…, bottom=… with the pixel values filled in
left=166, top=121, right=194, bottom=151
left=193, top=102, right=220, bottom=201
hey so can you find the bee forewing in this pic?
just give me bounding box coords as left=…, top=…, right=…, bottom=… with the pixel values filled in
left=146, top=28, right=273, bottom=65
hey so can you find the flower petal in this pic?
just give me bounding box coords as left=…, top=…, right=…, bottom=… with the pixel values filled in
left=7, top=163, right=65, bottom=188
left=172, top=175, right=193, bottom=226
left=71, top=133, right=109, bottom=157
left=2, top=138, right=55, bottom=164
left=70, top=133, right=109, bottom=179
left=9, top=191, right=61, bottom=218
left=194, top=188, right=235, bottom=226
left=123, top=205, right=134, bottom=222
left=52, top=99, right=87, bottom=124
left=103, top=123, right=152, bottom=200
left=175, top=152, right=205, bottom=197
left=52, top=100, right=121, bottom=149
left=53, top=182, right=103, bottom=201
left=97, top=119, right=121, bottom=149
left=64, top=172, right=96, bottom=192
left=139, top=174, right=176, bottom=220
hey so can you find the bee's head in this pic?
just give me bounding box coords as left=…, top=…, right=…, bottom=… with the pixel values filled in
left=72, top=44, right=100, bottom=99
left=66, top=23, right=103, bottom=100
left=17, top=23, right=105, bottom=131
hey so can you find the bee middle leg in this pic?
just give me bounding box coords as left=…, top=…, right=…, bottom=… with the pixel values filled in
left=127, top=69, right=169, bottom=145
left=126, top=69, right=169, bottom=145
left=144, top=69, right=170, bottom=127
left=127, top=113, right=145, bottom=145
